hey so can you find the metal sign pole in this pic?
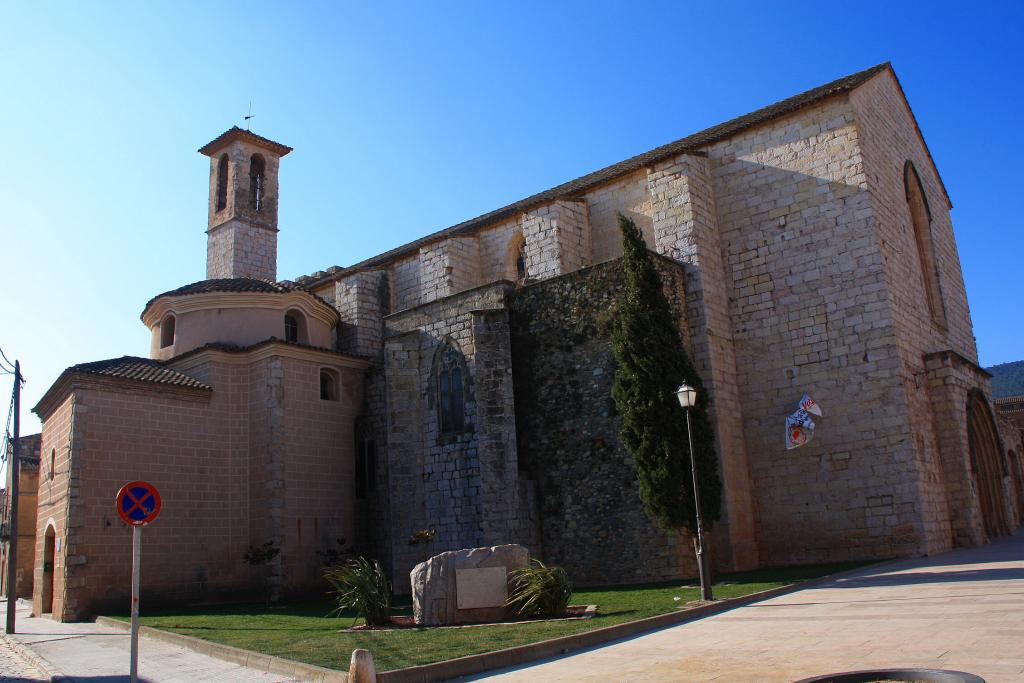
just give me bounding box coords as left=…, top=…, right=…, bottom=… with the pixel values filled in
left=115, top=480, right=160, bottom=683
left=130, top=524, right=141, bottom=683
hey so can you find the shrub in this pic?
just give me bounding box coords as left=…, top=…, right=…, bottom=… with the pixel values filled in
left=324, top=557, right=392, bottom=627
left=316, top=537, right=354, bottom=567
left=243, top=540, right=281, bottom=605
left=507, top=560, right=572, bottom=618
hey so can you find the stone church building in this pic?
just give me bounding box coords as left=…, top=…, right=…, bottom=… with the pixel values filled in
left=23, top=63, right=1023, bottom=621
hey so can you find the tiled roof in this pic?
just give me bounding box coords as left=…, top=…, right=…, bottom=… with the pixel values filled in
left=142, top=277, right=320, bottom=316
left=297, top=63, right=892, bottom=288
left=67, top=356, right=211, bottom=390
left=198, top=126, right=293, bottom=157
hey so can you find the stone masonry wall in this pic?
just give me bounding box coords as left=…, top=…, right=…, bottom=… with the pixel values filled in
left=509, top=256, right=698, bottom=585
left=383, top=283, right=527, bottom=592
left=924, top=352, right=1020, bottom=545
left=419, top=237, right=483, bottom=304
left=207, top=219, right=278, bottom=281
left=649, top=152, right=758, bottom=569
left=587, top=169, right=655, bottom=258
left=849, top=71, right=982, bottom=553
left=705, top=95, right=929, bottom=565
left=521, top=199, right=592, bottom=279
left=335, top=270, right=387, bottom=357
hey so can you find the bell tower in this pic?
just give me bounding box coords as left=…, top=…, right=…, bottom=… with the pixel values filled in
left=198, top=127, right=292, bottom=281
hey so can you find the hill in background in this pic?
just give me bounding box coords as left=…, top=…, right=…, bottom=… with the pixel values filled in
left=987, top=360, right=1024, bottom=398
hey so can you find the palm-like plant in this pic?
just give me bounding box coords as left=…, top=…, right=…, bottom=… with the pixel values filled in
left=507, top=559, right=573, bottom=618
left=323, top=557, right=392, bottom=627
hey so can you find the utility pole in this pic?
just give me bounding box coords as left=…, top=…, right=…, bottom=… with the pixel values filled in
left=5, top=360, right=21, bottom=634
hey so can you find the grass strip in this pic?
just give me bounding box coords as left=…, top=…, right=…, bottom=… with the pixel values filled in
left=105, top=562, right=865, bottom=672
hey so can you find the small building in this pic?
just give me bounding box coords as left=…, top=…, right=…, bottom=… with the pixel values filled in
left=1, top=433, right=41, bottom=599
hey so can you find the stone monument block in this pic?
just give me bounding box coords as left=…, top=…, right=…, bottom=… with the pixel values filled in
left=411, top=544, right=529, bottom=626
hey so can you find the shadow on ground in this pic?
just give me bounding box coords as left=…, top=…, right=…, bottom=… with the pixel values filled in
left=823, top=566, right=1024, bottom=588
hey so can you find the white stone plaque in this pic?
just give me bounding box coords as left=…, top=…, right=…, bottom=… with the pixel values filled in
left=455, top=566, right=507, bottom=610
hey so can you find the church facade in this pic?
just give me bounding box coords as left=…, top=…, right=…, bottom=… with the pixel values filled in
left=27, top=63, right=1023, bottom=621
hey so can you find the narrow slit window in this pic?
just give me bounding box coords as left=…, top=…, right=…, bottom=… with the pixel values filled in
left=250, top=154, right=266, bottom=212
left=905, top=161, right=947, bottom=328
left=216, top=154, right=228, bottom=211
left=320, top=369, right=338, bottom=401
left=160, top=314, right=176, bottom=348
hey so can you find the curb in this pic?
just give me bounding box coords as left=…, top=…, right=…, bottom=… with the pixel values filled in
left=1, top=631, right=64, bottom=683
left=379, top=561, right=893, bottom=683
left=94, top=616, right=347, bottom=683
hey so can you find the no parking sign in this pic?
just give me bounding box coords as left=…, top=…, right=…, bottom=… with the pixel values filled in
left=116, top=481, right=162, bottom=526
left=115, top=480, right=161, bottom=683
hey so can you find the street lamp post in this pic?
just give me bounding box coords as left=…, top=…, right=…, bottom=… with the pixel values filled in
left=676, top=382, right=713, bottom=601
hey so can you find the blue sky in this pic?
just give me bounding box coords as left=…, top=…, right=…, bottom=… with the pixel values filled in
left=1, top=2, right=1021, bottom=436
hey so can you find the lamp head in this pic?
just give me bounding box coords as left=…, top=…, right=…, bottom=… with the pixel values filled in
left=676, top=382, right=697, bottom=408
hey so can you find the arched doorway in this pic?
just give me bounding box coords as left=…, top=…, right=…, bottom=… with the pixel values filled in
left=966, top=391, right=1010, bottom=539
left=42, top=526, right=55, bottom=615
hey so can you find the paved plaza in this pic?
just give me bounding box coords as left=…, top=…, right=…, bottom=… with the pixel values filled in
left=0, top=632, right=45, bottom=683
left=469, top=529, right=1024, bottom=682
left=0, top=599, right=302, bottom=683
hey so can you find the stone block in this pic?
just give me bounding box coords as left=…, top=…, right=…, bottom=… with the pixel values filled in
left=410, top=544, right=528, bottom=626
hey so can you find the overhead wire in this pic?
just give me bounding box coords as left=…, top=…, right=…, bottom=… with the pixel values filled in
left=0, top=345, right=15, bottom=373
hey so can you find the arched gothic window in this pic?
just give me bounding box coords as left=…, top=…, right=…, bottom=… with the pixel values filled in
left=216, top=154, right=228, bottom=212
left=904, top=162, right=946, bottom=328
left=250, top=154, right=266, bottom=212
left=436, top=341, right=466, bottom=434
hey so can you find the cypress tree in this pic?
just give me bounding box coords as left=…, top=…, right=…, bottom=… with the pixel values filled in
left=611, top=214, right=722, bottom=535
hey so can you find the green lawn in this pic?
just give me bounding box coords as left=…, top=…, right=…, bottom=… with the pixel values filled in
left=108, top=563, right=865, bottom=672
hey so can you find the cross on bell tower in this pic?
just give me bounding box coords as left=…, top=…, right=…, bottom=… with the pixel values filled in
left=198, top=127, right=292, bottom=281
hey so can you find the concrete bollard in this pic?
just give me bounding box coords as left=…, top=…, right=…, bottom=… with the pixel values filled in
left=348, top=648, right=377, bottom=683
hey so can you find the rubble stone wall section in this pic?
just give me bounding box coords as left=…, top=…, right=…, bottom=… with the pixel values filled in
left=509, top=257, right=696, bottom=586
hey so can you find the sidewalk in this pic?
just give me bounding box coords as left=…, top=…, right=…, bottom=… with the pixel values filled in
left=0, top=600, right=303, bottom=683
left=467, top=529, right=1024, bottom=682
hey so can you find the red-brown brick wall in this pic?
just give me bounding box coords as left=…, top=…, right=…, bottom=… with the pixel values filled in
left=33, top=348, right=362, bottom=620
